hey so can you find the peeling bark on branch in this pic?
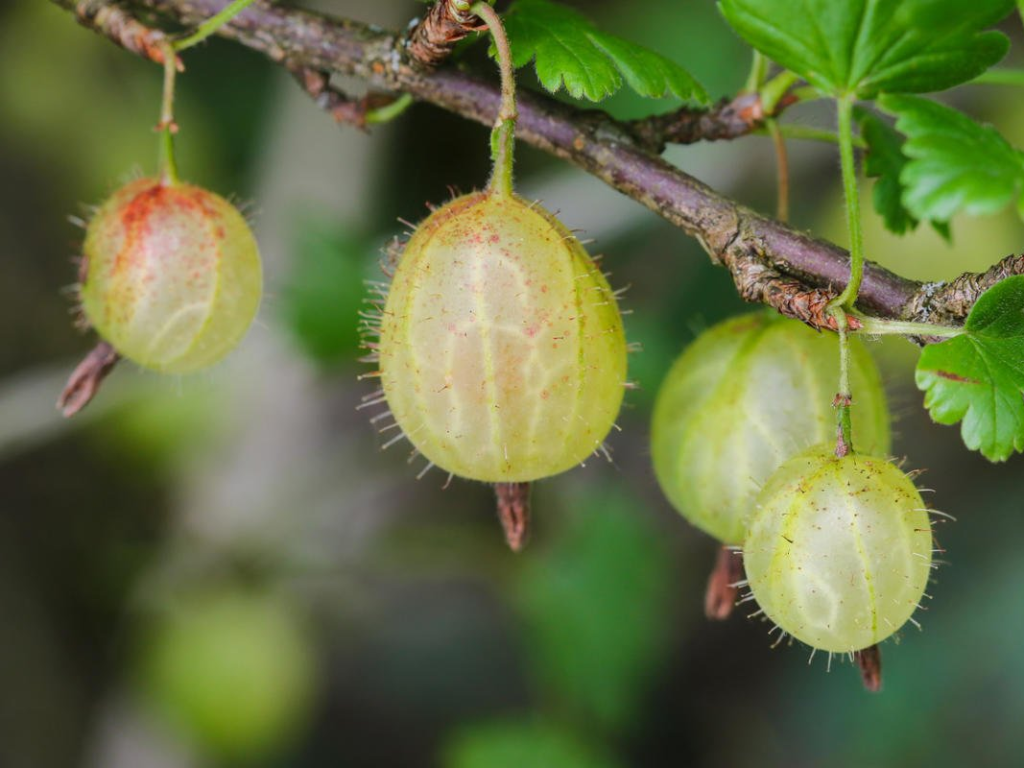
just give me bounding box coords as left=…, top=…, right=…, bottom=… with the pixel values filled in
left=51, top=0, right=1024, bottom=328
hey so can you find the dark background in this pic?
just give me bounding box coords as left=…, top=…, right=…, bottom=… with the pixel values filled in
left=2, top=1, right=1024, bottom=766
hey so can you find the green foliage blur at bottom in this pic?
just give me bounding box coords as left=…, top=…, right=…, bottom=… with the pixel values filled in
left=440, top=485, right=675, bottom=767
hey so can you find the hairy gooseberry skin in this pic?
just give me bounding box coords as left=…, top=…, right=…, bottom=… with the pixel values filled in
left=378, top=191, right=627, bottom=482
left=744, top=446, right=932, bottom=653
left=80, top=177, right=262, bottom=374
left=650, top=313, right=890, bottom=545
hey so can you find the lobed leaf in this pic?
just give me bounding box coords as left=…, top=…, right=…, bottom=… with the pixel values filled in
left=719, top=0, right=1013, bottom=98
left=916, top=276, right=1024, bottom=462
left=500, top=0, right=707, bottom=104
left=856, top=107, right=951, bottom=239
left=880, top=94, right=1024, bottom=224
left=857, top=107, right=917, bottom=235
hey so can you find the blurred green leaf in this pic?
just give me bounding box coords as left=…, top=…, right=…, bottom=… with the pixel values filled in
left=916, top=276, right=1024, bottom=462
left=443, top=719, right=623, bottom=768
left=500, top=0, right=708, bottom=103
left=880, top=95, right=1024, bottom=224
left=280, top=217, right=373, bottom=365
left=719, top=0, right=1012, bottom=98
left=515, top=487, right=673, bottom=732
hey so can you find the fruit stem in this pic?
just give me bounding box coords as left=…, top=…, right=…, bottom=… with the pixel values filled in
left=157, top=40, right=180, bottom=185
left=172, top=0, right=258, bottom=52
left=834, top=312, right=854, bottom=458
left=472, top=1, right=518, bottom=197
left=829, top=94, right=864, bottom=458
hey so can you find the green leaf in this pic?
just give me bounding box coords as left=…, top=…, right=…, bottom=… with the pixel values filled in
left=500, top=0, right=708, bottom=104
left=880, top=95, right=1024, bottom=224
left=916, top=276, right=1024, bottom=461
left=719, top=0, right=1012, bottom=98
left=515, top=487, right=673, bottom=732
left=856, top=107, right=917, bottom=235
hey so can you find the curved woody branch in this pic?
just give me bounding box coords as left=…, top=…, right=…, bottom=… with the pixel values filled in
left=51, top=0, right=1021, bottom=330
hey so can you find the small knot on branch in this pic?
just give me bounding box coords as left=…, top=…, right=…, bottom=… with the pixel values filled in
left=406, top=1, right=486, bottom=68
left=724, top=248, right=861, bottom=332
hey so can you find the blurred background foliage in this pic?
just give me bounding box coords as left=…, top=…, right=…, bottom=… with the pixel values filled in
left=2, top=1, right=1023, bottom=766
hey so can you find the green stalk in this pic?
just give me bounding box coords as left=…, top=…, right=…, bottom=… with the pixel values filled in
left=829, top=94, right=865, bottom=456
left=472, top=1, right=518, bottom=197
left=157, top=42, right=180, bottom=185
left=760, top=70, right=800, bottom=114
left=758, top=124, right=866, bottom=148
left=832, top=95, right=864, bottom=309
left=835, top=314, right=853, bottom=458
left=744, top=51, right=768, bottom=94
left=172, top=0, right=258, bottom=52
left=851, top=315, right=964, bottom=338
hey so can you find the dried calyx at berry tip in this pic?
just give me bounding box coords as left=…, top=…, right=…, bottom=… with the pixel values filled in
left=369, top=3, right=628, bottom=528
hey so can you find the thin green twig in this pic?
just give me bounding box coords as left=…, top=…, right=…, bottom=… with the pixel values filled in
left=365, top=93, right=414, bottom=125
left=852, top=315, right=964, bottom=338
left=173, top=0, right=258, bottom=51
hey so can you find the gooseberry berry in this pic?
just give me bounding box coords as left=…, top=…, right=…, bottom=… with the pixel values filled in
left=376, top=190, right=627, bottom=482
left=743, top=445, right=932, bottom=653
left=650, top=313, right=890, bottom=544
left=138, top=588, right=317, bottom=761
left=79, top=176, right=262, bottom=373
